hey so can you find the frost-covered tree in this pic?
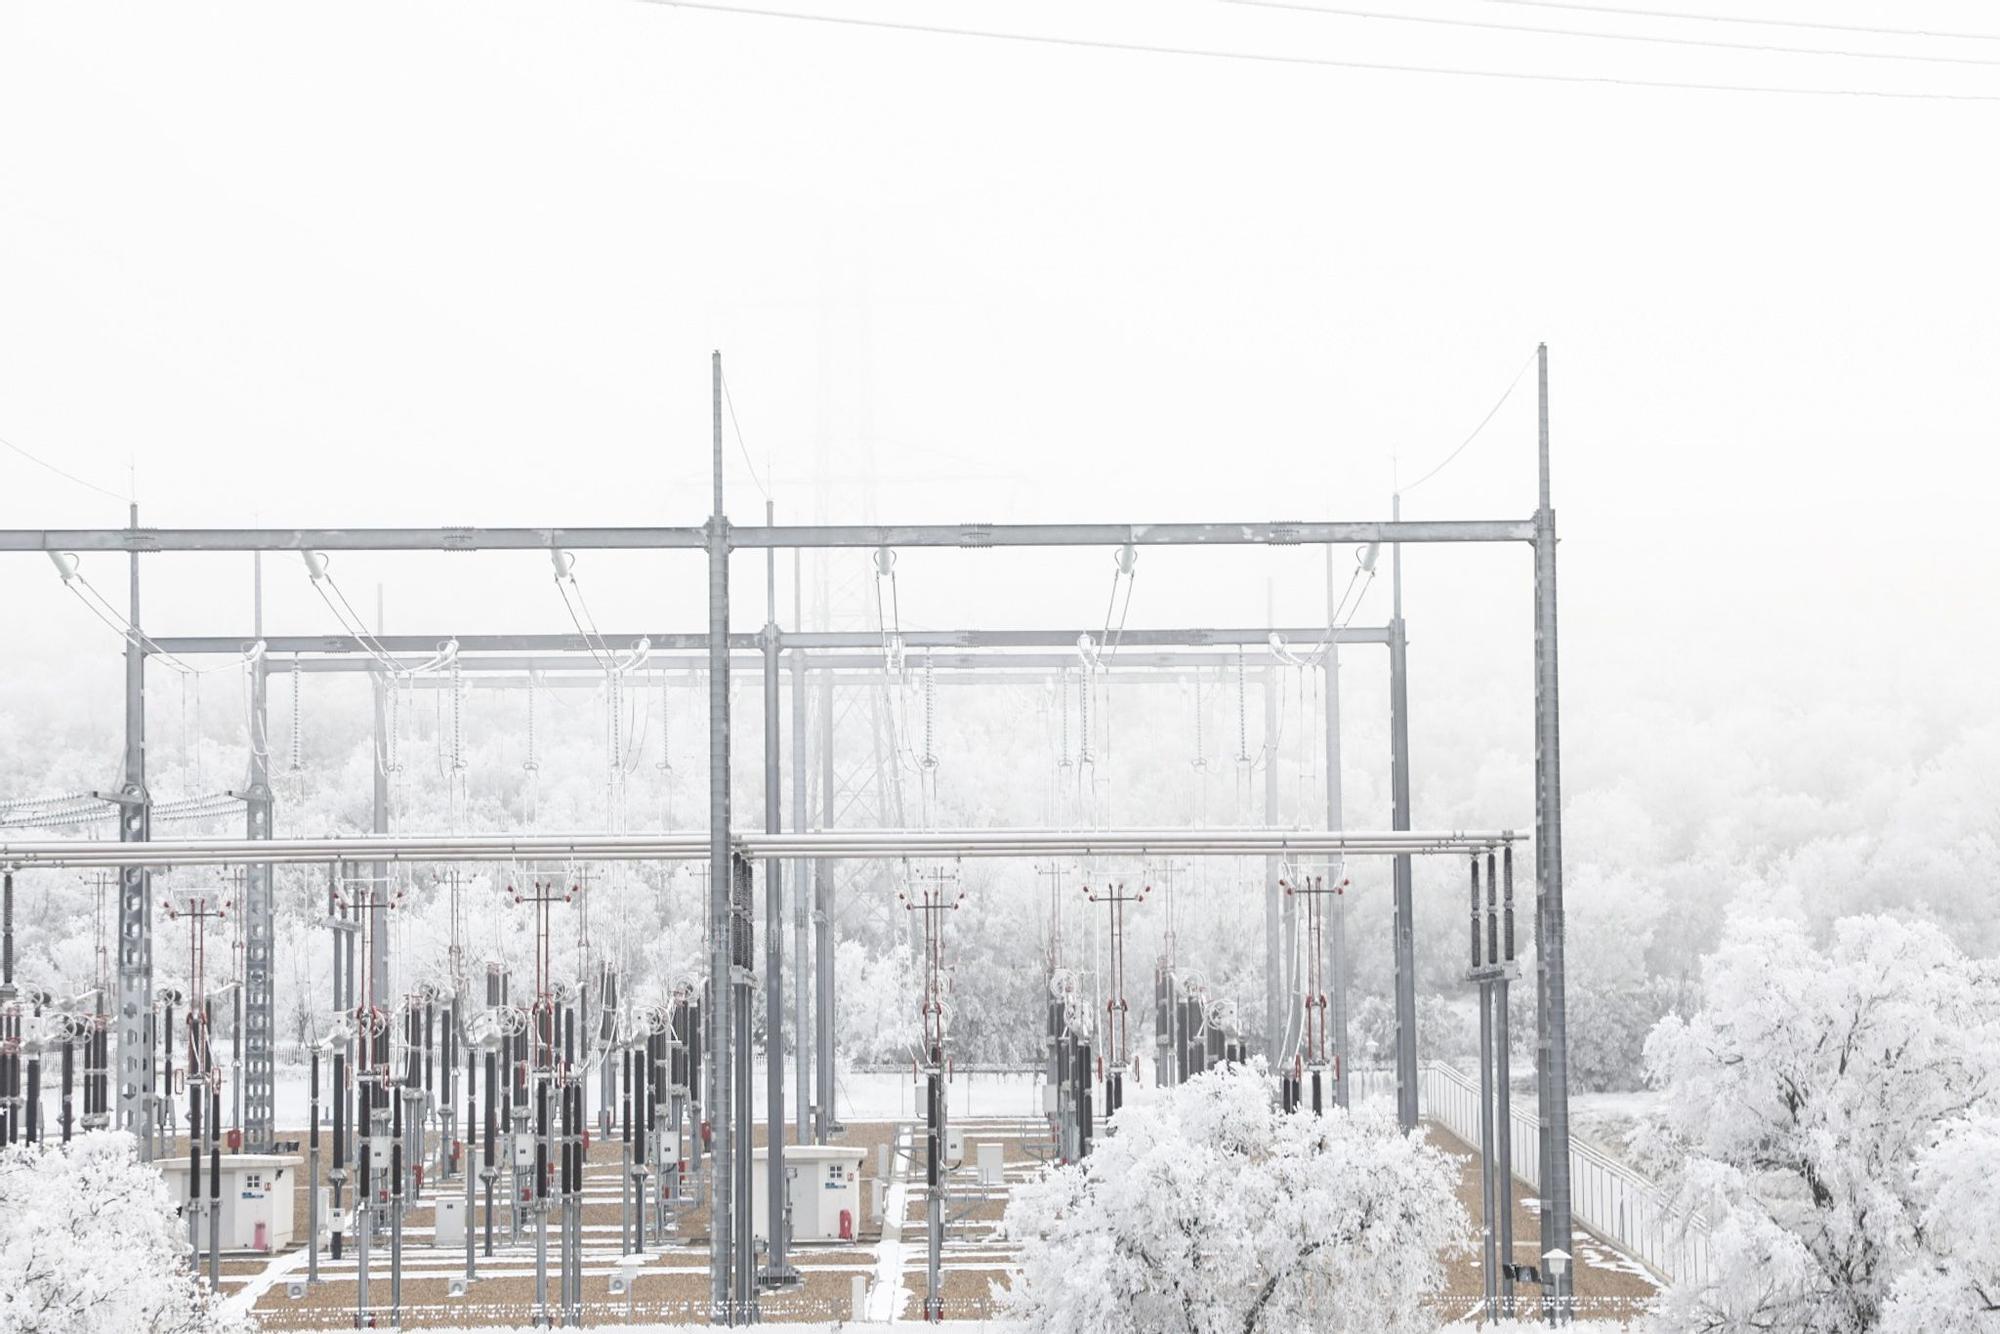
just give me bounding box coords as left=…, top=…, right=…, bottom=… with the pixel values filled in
left=1641, top=915, right=2000, bottom=1334
left=834, top=936, right=922, bottom=1065
left=0, top=1132, right=253, bottom=1334
left=1001, top=1062, right=1467, bottom=1334
left=1879, top=1111, right=2000, bottom=1333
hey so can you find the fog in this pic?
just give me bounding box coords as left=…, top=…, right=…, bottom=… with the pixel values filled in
left=2, top=1, right=1996, bottom=1068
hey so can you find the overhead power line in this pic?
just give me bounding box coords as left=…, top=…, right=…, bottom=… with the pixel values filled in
left=1399, top=348, right=1538, bottom=496
left=719, top=368, right=771, bottom=503
left=628, top=0, right=2000, bottom=102
left=1, top=433, right=130, bottom=504
left=1228, top=0, right=2000, bottom=67
left=1485, top=0, right=2000, bottom=45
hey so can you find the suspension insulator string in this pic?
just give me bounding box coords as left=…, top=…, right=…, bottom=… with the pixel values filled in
left=524, top=676, right=538, bottom=773
left=450, top=657, right=465, bottom=774
left=289, top=656, right=303, bottom=775
left=386, top=675, right=400, bottom=775
left=922, top=650, right=937, bottom=771
left=1235, top=646, right=1249, bottom=767
left=1078, top=669, right=1092, bottom=768
left=1058, top=669, right=1072, bottom=769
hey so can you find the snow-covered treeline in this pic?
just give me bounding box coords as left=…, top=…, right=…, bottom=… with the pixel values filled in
left=0, top=653, right=1994, bottom=1091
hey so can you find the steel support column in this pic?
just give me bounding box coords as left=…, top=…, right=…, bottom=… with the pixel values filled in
left=1323, top=645, right=1349, bottom=1109
left=244, top=555, right=276, bottom=1150
left=707, top=352, right=736, bottom=1321
left=369, top=588, right=391, bottom=1017
left=814, top=668, right=835, bottom=1145
left=1533, top=343, right=1576, bottom=1319
left=790, top=631, right=810, bottom=1144
left=762, top=508, right=789, bottom=1292
left=116, top=503, right=154, bottom=1155
left=1262, top=657, right=1281, bottom=1063
left=731, top=855, right=755, bottom=1318
left=1390, top=496, right=1418, bottom=1133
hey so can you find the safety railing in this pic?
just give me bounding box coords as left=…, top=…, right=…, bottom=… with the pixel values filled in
left=1416, top=1061, right=1708, bottom=1286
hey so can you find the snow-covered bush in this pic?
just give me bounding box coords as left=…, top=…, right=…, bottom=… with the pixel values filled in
left=0, top=1131, right=253, bottom=1334
left=1640, top=914, right=2000, bottom=1333
left=1001, top=1061, right=1467, bottom=1334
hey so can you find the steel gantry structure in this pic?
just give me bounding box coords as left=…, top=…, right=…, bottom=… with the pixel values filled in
left=0, top=343, right=1577, bottom=1321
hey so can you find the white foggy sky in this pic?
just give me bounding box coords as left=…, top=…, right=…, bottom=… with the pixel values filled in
left=1, top=1, right=1995, bottom=747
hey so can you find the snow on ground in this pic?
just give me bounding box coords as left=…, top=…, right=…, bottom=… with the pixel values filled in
left=1441, top=1322, right=1637, bottom=1332
left=390, top=1320, right=1633, bottom=1333
left=440, top=1326, right=1028, bottom=1333
left=430, top=1316, right=1634, bottom=1332
left=1569, top=1089, right=1666, bottom=1174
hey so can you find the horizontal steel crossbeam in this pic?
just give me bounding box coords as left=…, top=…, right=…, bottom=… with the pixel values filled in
left=145, top=625, right=1388, bottom=655
left=0, top=827, right=1522, bottom=868
left=319, top=654, right=1323, bottom=678
left=0, top=518, right=1531, bottom=554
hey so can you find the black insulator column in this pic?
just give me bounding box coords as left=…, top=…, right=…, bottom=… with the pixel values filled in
left=26, top=1045, right=40, bottom=1145
left=60, top=1035, right=74, bottom=1143
left=535, top=1080, right=549, bottom=1204
left=1077, top=1039, right=1094, bottom=1157
left=160, top=999, right=175, bottom=1151
left=1486, top=852, right=1500, bottom=968
left=207, top=1085, right=221, bottom=1285
left=634, top=1041, right=647, bottom=1255
left=560, top=1070, right=576, bottom=1196
left=682, top=1002, right=698, bottom=1116
left=356, top=1134, right=370, bottom=1263
left=483, top=1044, right=496, bottom=1258
left=189, top=1084, right=203, bottom=1256
left=442, top=1000, right=456, bottom=1176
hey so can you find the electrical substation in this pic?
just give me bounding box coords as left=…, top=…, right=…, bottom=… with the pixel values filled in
left=0, top=346, right=1583, bottom=1326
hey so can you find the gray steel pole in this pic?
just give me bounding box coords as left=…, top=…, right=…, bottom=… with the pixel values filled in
left=1390, top=495, right=1418, bottom=1132
left=1263, top=642, right=1280, bottom=1063
left=1323, top=646, right=1349, bottom=1109
left=1497, top=967, right=1515, bottom=1316
left=732, top=857, right=755, bottom=1317
left=814, top=666, right=834, bottom=1144
left=1504, top=964, right=1512, bottom=1320
left=245, top=555, right=275, bottom=1150
left=1533, top=343, right=1576, bottom=1319
left=308, top=1047, right=321, bottom=1285
left=1478, top=979, right=1498, bottom=1316
left=117, top=502, right=154, bottom=1155
left=791, top=639, right=810, bottom=1143
left=763, top=501, right=788, bottom=1292
left=707, top=350, right=736, bottom=1320
left=370, top=590, right=389, bottom=1012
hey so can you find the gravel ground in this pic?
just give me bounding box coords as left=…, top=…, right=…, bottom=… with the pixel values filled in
left=224, top=1109, right=1655, bottom=1328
